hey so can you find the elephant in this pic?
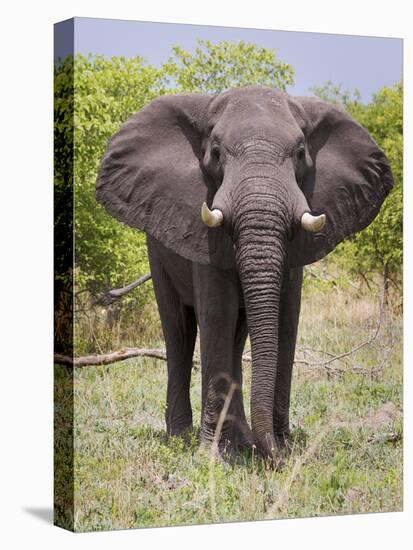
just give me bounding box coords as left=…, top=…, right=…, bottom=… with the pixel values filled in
left=95, top=85, right=393, bottom=467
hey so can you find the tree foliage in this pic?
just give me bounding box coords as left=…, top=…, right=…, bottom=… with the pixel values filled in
left=72, top=55, right=169, bottom=298
left=54, top=56, right=74, bottom=290
left=164, top=39, right=294, bottom=93
left=54, top=56, right=75, bottom=353
left=310, top=80, right=361, bottom=109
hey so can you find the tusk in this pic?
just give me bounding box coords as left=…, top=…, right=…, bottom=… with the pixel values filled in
left=301, top=212, right=326, bottom=233
left=201, top=202, right=224, bottom=228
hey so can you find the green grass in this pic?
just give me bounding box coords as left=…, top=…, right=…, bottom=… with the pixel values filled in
left=68, top=284, right=402, bottom=532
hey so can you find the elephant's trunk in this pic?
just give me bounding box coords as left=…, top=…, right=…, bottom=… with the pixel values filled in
left=233, top=184, right=289, bottom=466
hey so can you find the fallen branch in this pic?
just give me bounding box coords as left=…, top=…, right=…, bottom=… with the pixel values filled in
left=94, top=273, right=152, bottom=306
left=54, top=348, right=168, bottom=367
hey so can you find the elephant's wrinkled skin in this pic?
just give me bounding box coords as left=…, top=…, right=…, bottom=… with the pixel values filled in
left=96, top=86, right=393, bottom=466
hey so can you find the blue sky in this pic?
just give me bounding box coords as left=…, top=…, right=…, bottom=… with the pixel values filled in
left=58, top=17, right=402, bottom=103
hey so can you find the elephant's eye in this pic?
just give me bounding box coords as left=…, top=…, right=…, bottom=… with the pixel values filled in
left=296, top=143, right=306, bottom=161
left=211, top=144, right=220, bottom=162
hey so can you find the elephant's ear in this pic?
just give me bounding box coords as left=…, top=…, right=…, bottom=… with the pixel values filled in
left=96, top=94, right=235, bottom=269
left=288, top=97, right=394, bottom=267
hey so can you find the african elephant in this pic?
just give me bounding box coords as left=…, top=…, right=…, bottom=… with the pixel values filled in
left=95, top=86, right=393, bottom=467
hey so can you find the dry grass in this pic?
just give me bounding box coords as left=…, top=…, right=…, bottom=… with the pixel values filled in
left=74, top=295, right=163, bottom=355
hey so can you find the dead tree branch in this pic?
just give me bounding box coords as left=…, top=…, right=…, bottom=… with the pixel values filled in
left=294, top=286, right=389, bottom=376
left=94, top=273, right=152, bottom=306
left=55, top=348, right=169, bottom=367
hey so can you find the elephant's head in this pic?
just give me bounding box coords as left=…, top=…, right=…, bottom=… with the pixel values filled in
left=96, top=86, right=393, bottom=461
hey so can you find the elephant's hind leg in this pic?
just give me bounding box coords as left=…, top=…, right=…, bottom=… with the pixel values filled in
left=148, top=252, right=197, bottom=436
left=164, top=304, right=197, bottom=436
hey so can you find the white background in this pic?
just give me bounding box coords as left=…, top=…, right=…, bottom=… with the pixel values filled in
left=0, top=0, right=411, bottom=548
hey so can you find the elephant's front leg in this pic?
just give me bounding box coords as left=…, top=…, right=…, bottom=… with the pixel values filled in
left=194, top=265, right=251, bottom=454
left=148, top=242, right=197, bottom=436
left=273, top=266, right=303, bottom=452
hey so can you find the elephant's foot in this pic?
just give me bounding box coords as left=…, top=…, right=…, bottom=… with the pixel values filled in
left=264, top=451, right=285, bottom=471
left=166, top=413, right=193, bottom=439
left=273, top=417, right=292, bottom=455
left=275, top=431, right=292, bottom=456
left=221, top=424, right=254, bottom=456
left=253, top=433, right=285, bottom=470
left=201, top=415, right=253, bottom=458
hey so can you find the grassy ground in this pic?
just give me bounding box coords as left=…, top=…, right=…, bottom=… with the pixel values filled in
left=69, top=283, right=402, bottom=532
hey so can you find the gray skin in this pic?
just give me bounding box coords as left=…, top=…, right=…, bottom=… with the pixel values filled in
left=96, top=86, right=393, bottom=467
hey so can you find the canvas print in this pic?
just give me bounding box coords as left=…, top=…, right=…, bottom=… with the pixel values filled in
left=54, top=17, right=403, bottom=532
